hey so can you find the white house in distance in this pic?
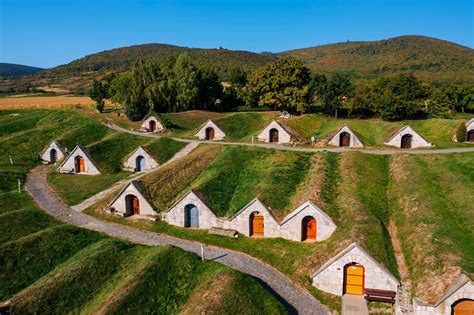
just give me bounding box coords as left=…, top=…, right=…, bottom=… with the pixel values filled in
left=123, top=146, right=159, bottom=172
left=107, top=181, right=156, bottom=218
left=163, top=190, right=220, bottom=229
left=195, top=120, right=226, bottom=141
left=140, top=113, right=165, bottom=132
left=163, top=191, right=337, bottom=242
left=384, top=125, right=432, bottom=148
left=311, top=242, right=399, bottom=296
left=413, top=274, right=474, bottom=315
left=257, top=120, right=293, bottom=144
left=40, top=140, right=66, bottom=164
left=58, top=145, right=100, bottom=175
left=279, top=201, right=337, bottom=242
left=327, top=125, right=364, bottom=148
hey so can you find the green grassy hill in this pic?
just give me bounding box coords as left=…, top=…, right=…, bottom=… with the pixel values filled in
left=0, top=109, right=287, bottom=314
left=2, top=35, right=472, bottom=94
left=281, top=35, right=474, bottom=84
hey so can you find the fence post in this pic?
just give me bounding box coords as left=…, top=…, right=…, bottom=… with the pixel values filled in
left=9, top=155, right=13, bottom=165
left=18, top=179, right=21, bottom=193
left=200, top=244, right=205, bottom=261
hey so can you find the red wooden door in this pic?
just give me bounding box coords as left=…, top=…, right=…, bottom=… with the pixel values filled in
left=206, top=128, right=215, bottom=140
left=132, top=196, right=140, bottom=215
left=79, top=158, right=85, bottom=173
left=340, top=132, right=350, bottom=147
left=453, top=300, right=474, bottom=315
left=303, top=217, right=317, bottom=240
left=251, top=214, right=264, bottom=236
left=270, top=129, right=279, bottom=143
left=149, top=120, right=156, bottom=132
left=468, top=131, right=474, bottom=142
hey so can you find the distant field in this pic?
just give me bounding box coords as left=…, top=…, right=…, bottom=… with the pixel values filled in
left=0, top=95, right=94, bottom=109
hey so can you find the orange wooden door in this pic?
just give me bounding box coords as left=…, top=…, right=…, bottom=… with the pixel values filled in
left=305, top=217, right=317, bottom=240
left=252, top=214, right=264, bottom=236
left=79, top=158, right=85, bottom=172
left=345, top=264, right=364, bottom=295
left=454, top=300, right=474, bottom=315
left=132, top=197, right=140, bottom=215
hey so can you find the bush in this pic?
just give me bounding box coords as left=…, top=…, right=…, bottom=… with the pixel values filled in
left=96, top=100, right=104, bottom=113
left=456, top=122, right=467, bottom=142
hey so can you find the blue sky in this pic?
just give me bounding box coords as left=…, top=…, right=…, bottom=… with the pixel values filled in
left=1, top=0, right=473, bottom=68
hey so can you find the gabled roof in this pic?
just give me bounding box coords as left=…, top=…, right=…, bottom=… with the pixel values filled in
left=328, top=125, right=362, bottom=143
left=194, top=119, right=225, bottom=135
left=58, top=145, right=100, bottom=171
left=108, top=180, right=154, bottom=210
left=384, top=125, right=431, bottom=144
left=269, top=120, right=294, bottom=136
left=466, top=118, right=474, bottom=127
left=310, top=242, right=399, bottom=284
left=433, top=274, right=472, bottom=307
left=124, top=146, right=159, bottom=164
left=230, top=197, right=278, bottom=221
left=280, top=200, right=335, bottom=226
left=164, top=189, right=218, bottom=216
left=40, top=140, right=66, bottom=157
left=141, top=111, right=163, bottom=123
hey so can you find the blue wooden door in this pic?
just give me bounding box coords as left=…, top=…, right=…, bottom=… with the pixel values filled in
left=136, top=156, right=146, bottom=171
left=185, top=204, right=199, bottom=228
left=190, top=206, right=199, bottom=227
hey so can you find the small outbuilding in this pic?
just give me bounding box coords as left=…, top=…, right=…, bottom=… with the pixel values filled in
left=40, top=140, right=66, bottom=164
left=279, top=201, right=337, bottom=242
left=311, top=242, right=399, bottom=296
left=123, top=146, right=159, bottom=172
left=466, top=119, right=474, bottom=143
left=327, top=125, right=363, bottom=148
left=107, top=181, right=156, bottom=218
left=224, top=198, right=280, bottom=237
left=195, top=120, right=226, bottom=141
left=163, top=190, right=220, bottom=229
left=257, top=120, right=293, bottom=144
left=58, top=145, right=100, bottom=175
left=140, top=113, right=165, bottom=132
left=413, top=274, right=474, bottom=315
left=384, top=125, right=432, bottom=148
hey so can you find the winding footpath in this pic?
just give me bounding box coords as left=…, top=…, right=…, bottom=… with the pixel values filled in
left=26, top=165, right=329, bottom=315
left=106, top=123, right=474, bottom=155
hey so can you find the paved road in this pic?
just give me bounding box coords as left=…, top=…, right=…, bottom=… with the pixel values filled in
left=71, top=142, right=199, bottom=212
left=26, top=165, right=330, bottom=315
left=106, top=123, right=474, bottom=155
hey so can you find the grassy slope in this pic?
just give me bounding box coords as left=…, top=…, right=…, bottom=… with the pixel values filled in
left=389, top=153, right=474, bottom=303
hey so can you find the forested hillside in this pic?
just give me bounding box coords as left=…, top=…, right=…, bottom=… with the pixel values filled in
left=0, top=63, right=44, bottom=77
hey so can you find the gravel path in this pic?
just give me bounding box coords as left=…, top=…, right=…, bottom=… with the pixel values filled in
left=71, top=142, right=199, bottom=212
left=106, top=123, right=474, bottom=155
left=26, top=165, right=329, bottom=315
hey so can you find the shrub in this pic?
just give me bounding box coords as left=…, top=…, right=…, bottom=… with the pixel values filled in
left=456, top=121, right=467, bottom=142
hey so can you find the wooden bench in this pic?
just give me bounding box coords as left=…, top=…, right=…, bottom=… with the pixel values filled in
left=364, top=288, right=396, bottom=304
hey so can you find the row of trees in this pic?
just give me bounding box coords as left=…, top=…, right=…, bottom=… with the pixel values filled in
left=91, top=54, right=474, bottom=121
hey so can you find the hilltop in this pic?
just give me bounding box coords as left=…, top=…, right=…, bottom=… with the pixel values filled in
left=1, top=35, right=473, bottom=94
left=281, top=35, right=474, bottom=84
left=0, top=63, right=44, bottom=77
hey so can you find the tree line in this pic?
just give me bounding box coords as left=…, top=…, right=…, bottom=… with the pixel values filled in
left=90, top=53, right=474, bottom=121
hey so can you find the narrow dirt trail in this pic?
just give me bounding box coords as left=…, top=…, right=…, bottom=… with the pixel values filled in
left=26, top=165, right=330, bottom=315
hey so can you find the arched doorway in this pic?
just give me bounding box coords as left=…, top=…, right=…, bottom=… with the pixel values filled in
left=249, top=212, right=264, bottom=237
left=269, top=128, right=279, bottom=143
left=401, top=134, right=413, bottom=148
left=205, top=127, right=215, bottom=140
left=468, top=130, right=474, bottom=143
left=302, top=216, right=317, bottom=241
left=50, top=149, right=57, bottom=164
left=125, top=194, right=139, bottom=216
left=452, top=299, right=474, bottom=315
left=75, top=156, right=85, bottom=173
left=184, top=204, right=199, bottom=228
left=343, top=263, right=365, bottom=295
left=339, top=132, right=351, bottom=147
left=149, top=120, right=156, bottom=132
left=135, top=155, right=146, bottom=172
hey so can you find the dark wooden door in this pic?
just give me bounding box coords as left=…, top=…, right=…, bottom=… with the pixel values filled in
left=401, top=134, right=412, bottom=148
left=132, top=196, right=140, bottom=215
left=50, top=149, right=57, bottom=163
left=206, top=128, right=215, bottom=140
left=184, top=204, right=199, bottom=228
left=468, top=131, right=474, bottom=142
left=303, top=217, right=317, bottom=240
left=339, top=132, right=350, bottom=147
left=149, top=120, right=156, bottom=132
left=270, top=129, right=279, bottom=143
left=136, top=156, right=146, bottom=172
left=251, top=213, right=264, bottom=236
